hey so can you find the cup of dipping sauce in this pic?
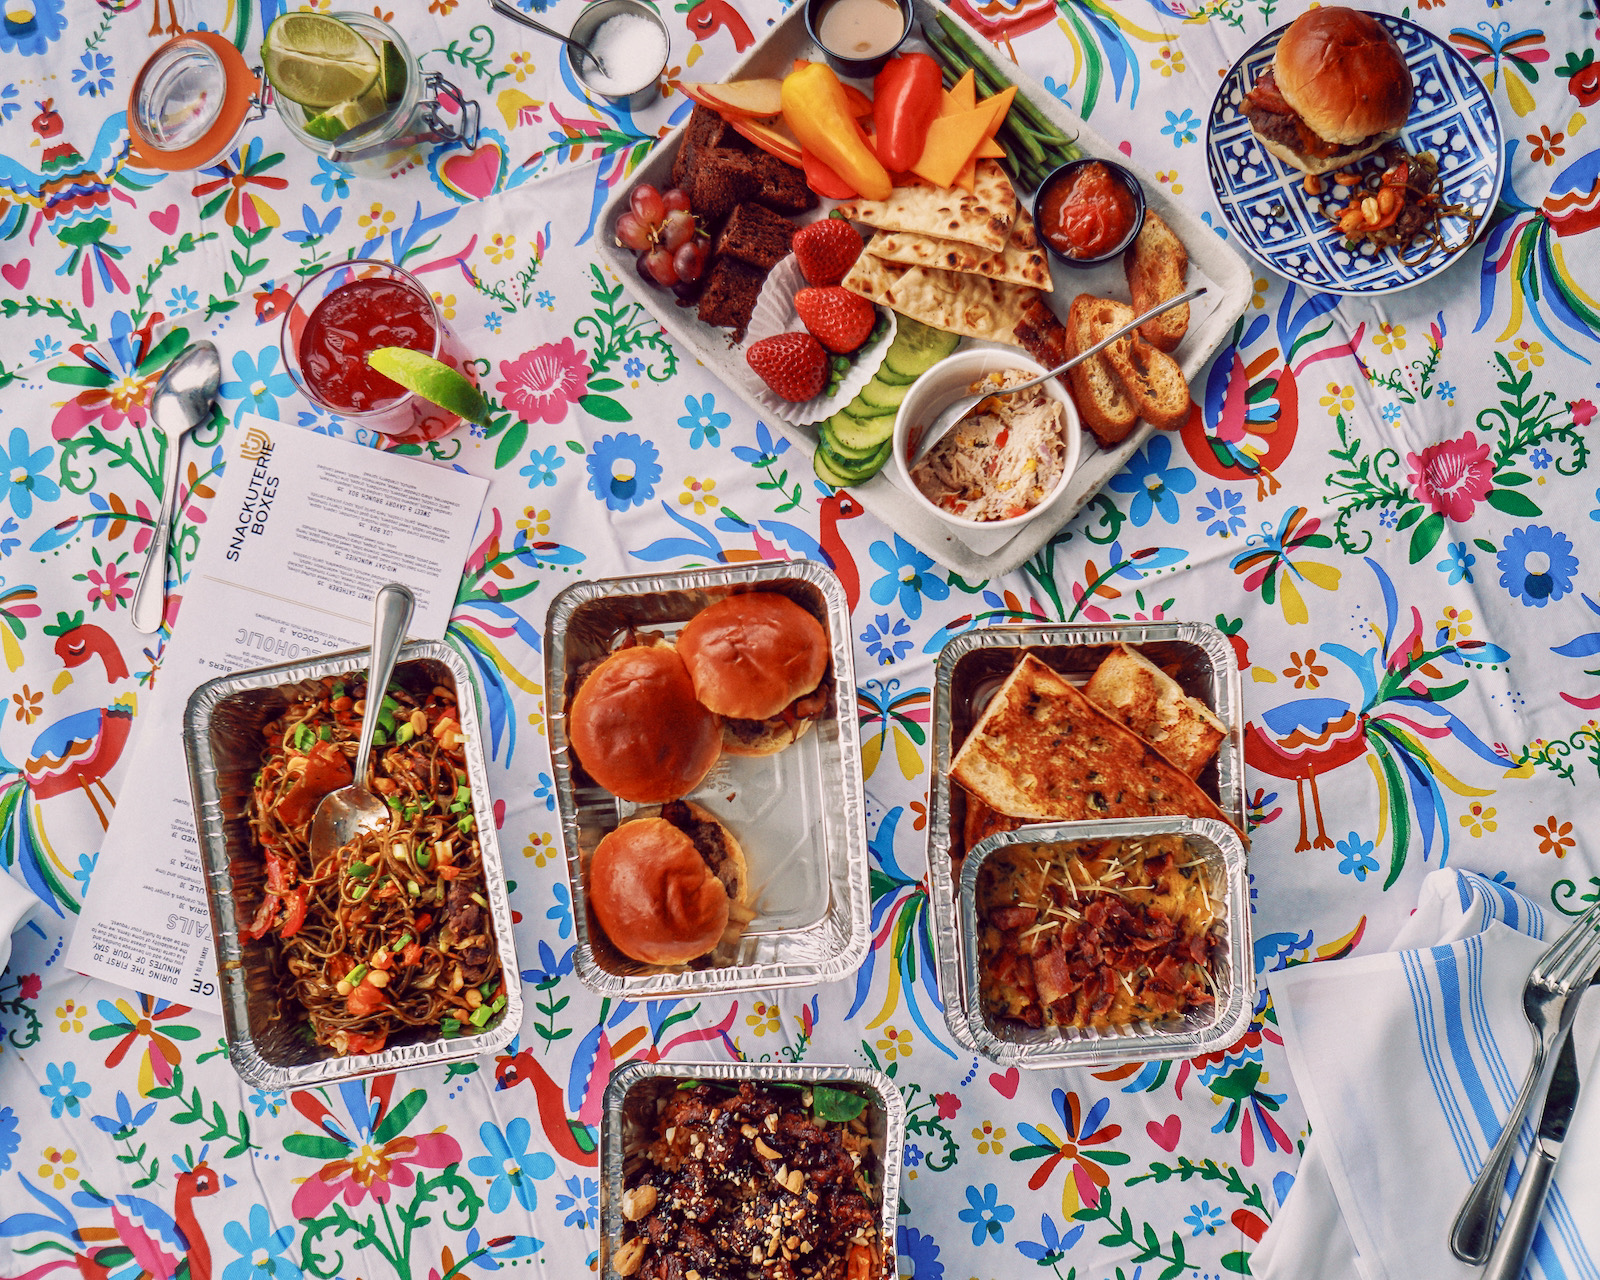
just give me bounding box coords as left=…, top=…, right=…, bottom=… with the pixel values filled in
left=805, top=0, right=911, bottom=78
left=568, top=0, right=670, bottom=112
left=1034, top=157, right=1146, bottom=267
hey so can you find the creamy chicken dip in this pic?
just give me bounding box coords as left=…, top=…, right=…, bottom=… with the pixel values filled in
left=910, top=370, right=1068, bottom=522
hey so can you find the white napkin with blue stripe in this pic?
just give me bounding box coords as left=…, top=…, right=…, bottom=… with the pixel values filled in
left=1257, top=869, right=1600, bottom=1280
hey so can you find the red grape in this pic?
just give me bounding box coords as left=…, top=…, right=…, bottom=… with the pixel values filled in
left=615, top=210, right=652, bottom=252
left=662, top=187, right=692, bottom=213
left=643, top=246, right=679, bottom=286
left=659, top=209, right=696, bottom=252
left=673, top=240, right=708, bottom=283
left=630, top=184, right=665, bottom=227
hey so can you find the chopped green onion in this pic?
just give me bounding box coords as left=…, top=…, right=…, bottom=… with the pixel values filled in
left=440, top=1017, right=461, bottom=1036
left=318, top=723, right=333, bottom=741
left=293, top=723, right=316, bottom=752
left=393, top=933, right=413, bottom=951
left=469, top=1005, right=492, bottom=1027
left=489, top=994, right=506, bottom=1014
left=395, top=723, right=415, bottom=744
left=350, top=886, right=367, bottom=901
left=457, top=816, right=475, bottom=834
left=372, top=729, right=388, bottom=746
left=479, top=979, right=496, bottom=998
left=414, top=847, right=430, bottom=868
left=347, top=861, right=374, bottom=878
left=348, top=963, right=369, bottom=984
left=470, top=892, right=488, bottom=909
left=384, top=794, right=402, bottom=810
left=332, top=682, right=346, bottom=699
left=407, top=880, right=421, bottom=896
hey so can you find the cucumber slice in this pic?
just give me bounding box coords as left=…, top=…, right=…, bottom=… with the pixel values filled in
left=819, top=420, right=882, bottom=461
left=814, top=449, right=859, bottom=488
left=817, top=437, right=891, bottom=483
left=883, top=317, right=960, bottom=380
left=828, top=406, right=897, bottom=452
left=874, top=364, right=918, bottom=387
left=860, top=377, right=911, bottom=412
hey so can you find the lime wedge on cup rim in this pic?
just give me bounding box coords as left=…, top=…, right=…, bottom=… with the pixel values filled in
left=262, top=12, right=381, bottom=110
left=367, top=347, right=490, bottom=426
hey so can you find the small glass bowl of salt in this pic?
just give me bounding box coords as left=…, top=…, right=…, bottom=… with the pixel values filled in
left=568, top=0, right=670, bottom=112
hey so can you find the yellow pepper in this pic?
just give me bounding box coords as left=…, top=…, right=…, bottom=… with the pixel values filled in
left=780, top=63, right=892, bottom=203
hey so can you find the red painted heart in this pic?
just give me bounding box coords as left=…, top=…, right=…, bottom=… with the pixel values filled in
left=439, top=141, right=506, bottom=201
left=149, top=204, right=180, bottom=235
left=1147, top=1114, right=1182, bottom=1151
left=988, top=1067, right=1019, bottom=1099
left=0, top=260, right=28, bottom=289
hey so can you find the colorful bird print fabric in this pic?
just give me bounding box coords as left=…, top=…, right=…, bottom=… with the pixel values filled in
left=0, top=2, right=1598, bottom=1280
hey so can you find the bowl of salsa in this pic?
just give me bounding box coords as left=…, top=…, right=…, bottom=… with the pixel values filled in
left=1034, top=158, right=1146, bottom=268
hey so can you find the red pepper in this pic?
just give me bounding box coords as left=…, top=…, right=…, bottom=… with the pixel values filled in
left=801, top=148, right=858, bottom=200
left=873, top=53, right=943, bottom=173
left=343, top=1029, right=387, bottom=1054
left=240, top=893, right=280, bottom=943
left=278, top=886, right=309, bottom=939
left=347, top=982, right=387, bottom=1018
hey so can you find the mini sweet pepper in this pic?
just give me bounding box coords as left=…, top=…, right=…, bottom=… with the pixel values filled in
left=781, top=62, right=892, bottom=202
left=872, top=52, right=943, bottom=172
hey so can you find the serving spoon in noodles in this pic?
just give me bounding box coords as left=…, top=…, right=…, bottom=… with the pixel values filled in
left=309, top=583, right=416, bottom=860
left=906, top=286, right=1207, bottom=470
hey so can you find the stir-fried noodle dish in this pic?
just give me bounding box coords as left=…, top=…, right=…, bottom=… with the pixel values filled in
left=243, top=672, right=504, bottom=1057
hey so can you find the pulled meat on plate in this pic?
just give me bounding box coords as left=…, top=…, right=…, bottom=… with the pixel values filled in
left=977, top=835, right=1220, bottom=1032
left=617, top=1081, right=879, bottom=1280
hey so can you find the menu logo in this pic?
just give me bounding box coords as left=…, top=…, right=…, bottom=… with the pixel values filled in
left=226, top=429, right=280, bottom=561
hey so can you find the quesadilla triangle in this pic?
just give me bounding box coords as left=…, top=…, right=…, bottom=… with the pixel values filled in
left=864, top=207, right=1052, bottom=292
left=836, top=161, right=1017, bottom=254
left=949, top=653, right=1242, bottom=837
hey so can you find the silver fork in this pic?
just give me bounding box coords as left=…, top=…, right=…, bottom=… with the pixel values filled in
left=1449, top=899, right=1600, bottom=1263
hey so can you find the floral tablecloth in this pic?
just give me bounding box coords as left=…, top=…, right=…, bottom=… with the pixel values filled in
left=1, top=1, right=1598, bottom=1278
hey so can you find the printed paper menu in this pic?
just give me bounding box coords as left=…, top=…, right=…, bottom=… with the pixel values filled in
left=65, top=416, right=488, bottom=1011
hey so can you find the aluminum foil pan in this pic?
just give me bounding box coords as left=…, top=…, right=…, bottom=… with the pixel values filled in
left=184, top=640, right=521, bottom=1089
left=958, top=816, right=1252, bottom=1067
left=926, top=622, right=1245, bottom=1055
left=545, top=560, right=870, bottom=996
left=600, top=1059, right=904, bottom=1280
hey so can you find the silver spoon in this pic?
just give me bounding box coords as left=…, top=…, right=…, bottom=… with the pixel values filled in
left=131, top=341, right=222, bottom=634
left=907, top=286, right=1208, bottom=470
left=309, top=583, right=416, bottom=860
left=488, top=0, right=607, bottom=76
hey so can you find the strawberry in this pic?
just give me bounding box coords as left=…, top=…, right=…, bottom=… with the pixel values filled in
left=794, top=286, right=876, bottom=355
left=746, top=332, right=828, bottom=402
left=792, top=216, right=864, bottom=286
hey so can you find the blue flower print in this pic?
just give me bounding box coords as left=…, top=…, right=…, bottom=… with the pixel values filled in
left=220, top=347, right=296, bottom=420
left=533, top=771, right=556, bottom=811
left=165, top=285, right=200, bottom=313
left=91, top=1091, right=156, bottom=1136
left=40, top=1061, right=90, bottom=1119
left=1042, top=75, right=1071, bottom=107
left=555, top=1174, right=599, bottom=1229
left=1530, top=447, right=1551, bottom=470
left=2, top=427, right=59, bottom=519
left=623, top=356, right=645, bottom=379
left=73, top=50, right=114, bottom=97
left=521, top=939, right=575, bottom=985
left=283, top=203, right=342, bottom=244
left=898, top=1226, right=944, bottom=1280
left=310, top=157, right=349, bottom=201
left=29, top=335, right=61, bottom=363
left=1109, top=433, right=1194, bottom=526
left=1196, top=487, right=1245, bottom=537
left=678, top=393, right=729, bottom=449
left=958, top=1182, right=1014, bottom=1246
left=248, top=1089, right=287, bottom=1118
left=73, top=852, right=97, bottom=888
left=1438, top=380, right=1457, bottom=405
left=1436, top=541, right=1475, bottom=585
left=298, top=406, right=345, bottom=437
left=1381, top=403, right=1402, bottom=425
left=586, top=433, right=662, bottom=510
left=221, top=1203, right=300, bottom=1280
left=1378, top=507, right=1399, bottom=528
left=0, top=515, right=18, bottom=557
left=904, top=1143, right=924, bottom=1168
left=0, top=1105, right=18, bottom=1172
left=1497, top=525, right=1578, bottom=607
left=0, top=84, right=17, bottom=121
left=485, top=312, right=503, bottom=333
left=547, top=880, right=573, bottom=939
left=467, top=1118, right=556, bottom=1213
left=0, top=0, right=67, bottom=55
left=520, top=445, right=565, bottom=488
left=537, top=290, right=554, bottom=310
left=732, top=420, right=789, bottom=466
left=861, top=613, right=912, bottom=665
left=1336, top=832, right=1378, bottom=881
left=1016, top=1212, right=1084, bottom=1263
left=869, top=536, right=948, bottom=620
left=1161, top=107, right=1200, bottom=147
left=1185, top=1200, right=1224, bottom=1236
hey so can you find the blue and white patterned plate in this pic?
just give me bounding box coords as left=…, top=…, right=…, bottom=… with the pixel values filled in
left=1206, top=12, right=1503, bottom=296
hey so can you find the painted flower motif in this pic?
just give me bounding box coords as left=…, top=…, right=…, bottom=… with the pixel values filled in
left=357, top=202, right=394, bottom=232
left=486, top=233, right=517, bottom=264
left=15, top=972, right=39, bottom=1000
left=1335, top=832, right=1378, bottom=881
left=958, top=1183, right=1014, bottom=1245
left=1529, top=124, right=1566, bottom=165
left=72, top=49, right=114, bottom=96
left=1436, top=541, right=1476, bottom=585
left=90, top=1090, right=156, bottom=1137
left=221, top=346, right=297, bottom=420
left=1012, top=1089, right=1129, bottom=1216
left=505, top=49, right=534, bottom=81
left=37, top=1145, right=79, bottom=1190
left=249, top=1089, right=287, bottom=1118
left=932, top=1092, right=961, bottom=1121
left=861, top=613, right=912, bottom=665
left=82, top=555, right=133, bottom=611
left=1511, top=339, right=1544, bottom=371
left=192, top=137, right=287, bottom=231
left=519, top=445, right=566, bottom=488
left=555, top=1174, right=599, bottom=1230
left=1185, top=1200, right=1225, bottom=1236
left=29, top=335, right=62, bottom=362
left=1381, top=403, right=1402, bottom=425
left=499, top=338, right=592, bottom=425
left=732, top=419, right=789, bottom=466
left=91, top=995, right=201, bottom=1096
left=311, top=157, right=349, bottom=201
left=1016, top=1212, right=1085, bottom=1264
left=875, top=1025, right=913, bottom=1061
left=2, top=427, right=60, bottom=519
left=467, top=1118, right=557, bottom=1213
left=1196, top=486, right=1246, bottom=538
left=623, top=356, right=645, bottom=379
left=1460, top=802, right=1497, bottom=838
left=1109, top=433, right=1195, bottom=526
left=1161, top=107, right=1200, bottom=146
left=972, top=1121, right=1006, bottom=1155
left=537, top=290, right=554, bottom=310
left=1534, top=815, right=1575, bottom=857
left=56, top=999, right=85, bottom=1033
left=1150, top=44, right=1184, bottom=76
left=1320, top=382, right=1354, bottom=416
left=1574, top=398, right=1597, bottom=427
left=0, top=1106, right=17, bottom=1173
left=1378, top=507, right=1399, bottom=528
left=586, top=433, right=662, bottom=510
left=679, top=476, right=718, bottom=515
left=532, top=771, right=556, bottom=811
left=1497, top=525, right=1578, bottom=606
left=1405, top=432, right=1493, bottom=522
left=1155, top=168, right=1184, bottom=195
left=868, top=536, right=949, bottom=620
left=485, top=312, right=503, bottom=333
left=747, top=1001, right=782, bottom=1036
left=678, top=393, right=729, bottom=449
left=1372, top=323, right=1407, bottom=354
left=11, top=684, right=41, bottom=724
left=1437, top=605, right=1473, bottom=642
left=547, top=881, right=574, bottom=940
left=221, top=1203, right=301, bottom=1280
left=39, top=1061, right=91, bottom=1119
left=898, top=1225, right=943, bottom=1279
left=1283, top=649, right=1327, bottom=690
left=432, top=292, right=457, bottom=321
left=288, top=1075, right=462, bottom=1218
left=523, top=831, right=557, bottom=866
left=903, top=1145, right=924, bottom=1170
left=515, top=507, right=551, bottom=539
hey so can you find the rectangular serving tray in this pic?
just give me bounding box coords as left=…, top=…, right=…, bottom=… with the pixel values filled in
left=183, top=640, right=522, bottom=1090
left=959, top=816, right=1252, bottom=1068
left=600, top=1059, right=904, bottom=1280
left=925, top=621, right=1246, bottom=1056
left=545, top=559, right=871, bottom=996
left=589, top=0, right=1254, bottom=575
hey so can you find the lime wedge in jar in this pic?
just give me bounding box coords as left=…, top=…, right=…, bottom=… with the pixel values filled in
left=262, top=13, right=381, bottom=110
left=302, top=80, right=389, bottom=142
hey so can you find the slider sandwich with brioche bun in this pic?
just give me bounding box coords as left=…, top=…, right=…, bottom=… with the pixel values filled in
left=1242, top=7, right=1413, bottom=175
left=677, top=592, right=832, bottom=757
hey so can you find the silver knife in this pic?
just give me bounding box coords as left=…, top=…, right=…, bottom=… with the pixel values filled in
left=1481, top=1029, right=1582, bottom=1280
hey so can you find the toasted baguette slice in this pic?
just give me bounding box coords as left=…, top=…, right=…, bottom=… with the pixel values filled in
left=1084, top=644, right=1226, bottom=778
left=949, top=653, right=1237, bottom=834
left=1124, top=213, right=1189, bottom=352
left=1065, top=294, right=1138, bottom=448
left=1103, top=330, right=1191, bottom=431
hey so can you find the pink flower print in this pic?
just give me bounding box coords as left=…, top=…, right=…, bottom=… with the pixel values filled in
left=933, top=1091, right=961, bottom=1120
left=85, top=560, right=133, bottom=610
left=497, top=338, right=591, bottom=425
left=1405, top=432, right=1494, bottom=522
left=1573, top=398, right=1596, bottom=427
